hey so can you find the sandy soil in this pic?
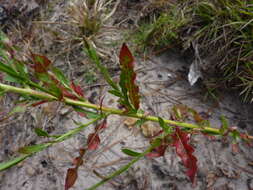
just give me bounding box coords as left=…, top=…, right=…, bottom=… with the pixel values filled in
left=0, top=1, right=253, bottom=190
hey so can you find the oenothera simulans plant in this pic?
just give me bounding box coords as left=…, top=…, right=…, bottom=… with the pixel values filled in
left=0, top=33, right=252, bottom=190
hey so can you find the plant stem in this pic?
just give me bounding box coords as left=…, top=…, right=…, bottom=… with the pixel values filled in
left=0, top=83, right=57, bottom=100
left=0, top=117, right=102, bottom=171
left=86, top=142, right=158, bottom=190
left=1, top=82, right=252, bottom=139
left=65, top=98, right=220, bottom=134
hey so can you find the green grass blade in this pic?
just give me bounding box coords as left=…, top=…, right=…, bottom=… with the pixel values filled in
left=0, top=155, right=29, bottom=171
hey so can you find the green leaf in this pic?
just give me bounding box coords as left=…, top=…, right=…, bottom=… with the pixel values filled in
left=0, top=62, right=18, bottom=77
left=230, top=130, right=241, bottom=143
left=34, top=128, right=50, bottom=137
left=0, top=155, right=29, bottom=171
left=47, top=82, right=62, bottom=98
left=36, top=73, right=62, bottom=97
left=86, top=140, right=162, bottom=190
left=73, top=106, right=100, bottom=119
left=158, top=117, right=171, bottom=134
left=83, top=40, right=119, bottom=91
left=122, top=148, right=141, bottom=157
left=18, top=144, right=47, bottom=154
left=3, top=75, right=21, bottom=83
left=8, top=105, right=27, bottom=115
left=36, top=73, right=53, bottom=84
left=151, top=138, right=162, bottom=147
left=108, top=89, right=122, bottom=98
left=135, top=118, right=147, bottom=127
left=51, top=67, right=70, bottom=88
left=1, top=117, right=101, bottom=171
left=14, top=61, right=29, bottom=80
left=220, top=115, right=229, bottom=135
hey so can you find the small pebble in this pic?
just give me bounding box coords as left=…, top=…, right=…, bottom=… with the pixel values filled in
left=26, top=165, right=36, bottom=176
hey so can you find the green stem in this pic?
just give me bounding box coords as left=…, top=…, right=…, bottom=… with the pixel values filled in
left=65, top=98, right=220, bottom=134
left=86, top=142, right=158, bottom=190
left=1, top=82, right=252, bottom=139
left=0, top=83, right=57, bottom=100
left=0, top=117, right=102, bottom=171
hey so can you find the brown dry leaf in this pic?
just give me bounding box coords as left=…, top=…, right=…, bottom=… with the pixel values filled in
left=42, top=102, right=59, bottom=116
left=65, top=168, right=78, bottom=190
left=172, top=104, right=189, bottom=120
left=141, top=121, right=160, bottom=137
left=123, top=117, right=138, bottom=129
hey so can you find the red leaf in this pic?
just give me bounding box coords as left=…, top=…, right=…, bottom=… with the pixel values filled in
left=31, top=54, right=51, bottom=73
left=119, top=43, right=134, bottom=68
left=79, top=148, right=86, bottom=157
left=31, top=100, right=48, bottom=107
left=65, top=168, right=78, bottom=190
left=146, top=145, right=167, bottom=158
left=99, top=96, right=105, bottom=114
left=95, top=119, right=107, bottom=131
left=73, top=157, right=84, bottom=167
left=71, top=82, right=84, bottom=97
left=119, top=43, right=140, bottom=110
left=172, top=127, right=197, bottom=184
left=77, top=112, right=86, bottom=117
left=87, top=133, right=100, bottom=150
left=62, top=89, right=77, bottom=99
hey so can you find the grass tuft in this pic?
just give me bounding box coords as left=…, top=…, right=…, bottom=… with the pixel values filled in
left=132, top=0, right=253, bottom=101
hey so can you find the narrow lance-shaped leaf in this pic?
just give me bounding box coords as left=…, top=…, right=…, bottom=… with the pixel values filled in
left=65, top=148, right=85, bottom=190
left=119, top=43, right=140, bottom=111
left=0, top=61, right=24, bottom=82
left=172, top=127, right=197, bottom=184
left=122, top=148, right=142, bottom=157
left=220, top=115, right=229, bottom=135
left=95, top=118, right=107, bottom=131
left=70, top=81, right=84, bottom=97
left=73, top=156, right=84, bottom=167
left=31, top=53, right=51, bottom=73
left=8, top=104, right=27, bottom=115
left=72, top=106, right=100, bottom=119
left=51, top=67, right=70, bottom=88
left=65, top=168, right=78, bottom=190
left=158, top=117, right=172, bottom=134
left=0, top=118, right=101, bottom=172
left=34, top=128, right=50, bottom=137
left=87, top=133, right=100, bottom=150
left=83, top=39, right=119, bottom=91
left=18, top=144, right=47, bottom=154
